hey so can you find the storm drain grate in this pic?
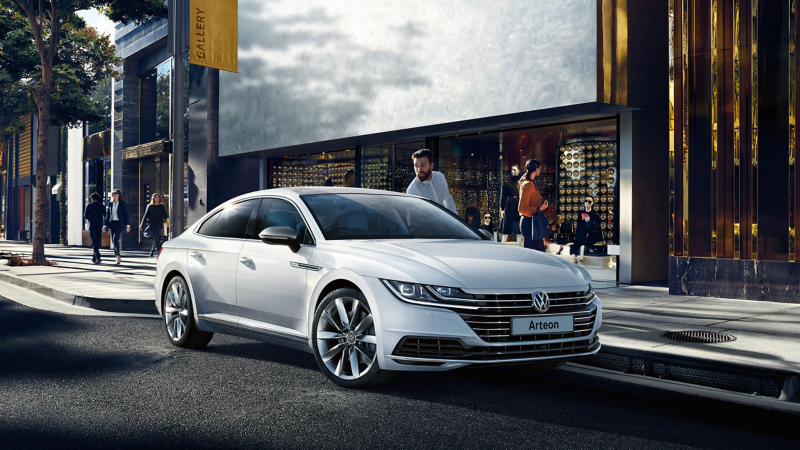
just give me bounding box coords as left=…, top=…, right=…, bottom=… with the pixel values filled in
left=574, top=353, right=785, bottom=398
left=662, top=330, right=736, bottom=344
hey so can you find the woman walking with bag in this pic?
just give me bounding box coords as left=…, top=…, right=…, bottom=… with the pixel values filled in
left=103, top=189, right=130, bottom=266
left=140, top=193, right=169, bottom=257
left=518, top=159, right=549, bottom=251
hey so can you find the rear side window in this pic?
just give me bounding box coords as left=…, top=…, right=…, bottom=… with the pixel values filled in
left=197, top=199, right=259, bottom=238
left=250, top=198, right=314, bottom=245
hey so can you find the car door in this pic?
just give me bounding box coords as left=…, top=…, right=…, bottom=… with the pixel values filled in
left=236, top=197, right=315, bottom=337
left=186, top=199, right=259, bottom=319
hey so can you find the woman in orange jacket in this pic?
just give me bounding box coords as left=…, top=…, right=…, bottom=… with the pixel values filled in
left=518, top=159, right=549, bottom=251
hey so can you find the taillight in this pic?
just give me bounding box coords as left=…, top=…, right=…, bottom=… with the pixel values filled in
left=157, top=247, right=164, bottom=259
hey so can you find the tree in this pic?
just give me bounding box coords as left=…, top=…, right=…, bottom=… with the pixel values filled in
left=86, top=75, right=110, bottom=135
left=0, top=9, right=37, bottom=156
left=1, top=0, right=166, bottom=264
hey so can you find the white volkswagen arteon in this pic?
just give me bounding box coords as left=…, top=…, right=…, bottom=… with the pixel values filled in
left=155, top=188, right=601, bottom=387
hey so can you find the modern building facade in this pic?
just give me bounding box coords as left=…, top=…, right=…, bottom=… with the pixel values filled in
left=187, top=0, right=669, bottom=285
left=2, top=115, right=61, bottom=244
left=67, top=14, right=179, bottom=249
left=669, top=0, right=800, bottom=301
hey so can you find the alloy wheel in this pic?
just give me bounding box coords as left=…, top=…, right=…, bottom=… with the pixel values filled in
left=164, top=281, right=189, bottom=341
left=315, top=296, right=377, bottom=380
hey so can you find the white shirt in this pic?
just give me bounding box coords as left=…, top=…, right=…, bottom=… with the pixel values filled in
left=406, top=171, right=457, bottom=213
left=111, top=202, right=119, bottom=221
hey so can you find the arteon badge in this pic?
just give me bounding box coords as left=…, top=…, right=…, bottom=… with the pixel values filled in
left=532, top=290, right=550, bottom=313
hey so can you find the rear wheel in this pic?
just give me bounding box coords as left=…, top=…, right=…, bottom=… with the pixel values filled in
left=163, top=276, right=213, bottom=349
left=312, top=288, right=394, bottom=388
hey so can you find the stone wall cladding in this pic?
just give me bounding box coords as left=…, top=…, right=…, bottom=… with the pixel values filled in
left=669, top=257, right=800, bottom=303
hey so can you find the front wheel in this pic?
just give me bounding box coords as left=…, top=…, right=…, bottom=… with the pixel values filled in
left=163, top=276, right=213, bottom=349
left=312, top=288, right=394, bottom=388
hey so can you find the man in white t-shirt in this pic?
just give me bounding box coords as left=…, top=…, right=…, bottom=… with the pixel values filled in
left=405, top=149, right=456, bottom=213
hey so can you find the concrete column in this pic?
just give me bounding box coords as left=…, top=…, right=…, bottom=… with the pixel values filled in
left=259, top=158, right=269, bottom=190
left=66, top=127, right=84, bottom=246
left=187, top=65, right=209, bottom=227
left=111, top=58, right=140, bottom=192
left=618, top=110, right=669, bottom=283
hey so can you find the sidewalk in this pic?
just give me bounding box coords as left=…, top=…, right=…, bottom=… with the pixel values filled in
left=1, top=241, right=798, bottom=402
left=0, top=241, right=156, bottom=313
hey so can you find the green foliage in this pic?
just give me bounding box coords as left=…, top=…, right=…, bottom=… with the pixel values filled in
left=0, top=9, right=37, bottom=141
left=58, top=126, right=67, bottom=245
left=49, top=21, right=120, bottom=128
left=86, top=76, right=110, bottom=134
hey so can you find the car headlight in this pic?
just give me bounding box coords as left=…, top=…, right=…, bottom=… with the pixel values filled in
left=384, top=280, right=437, bottom=302
left=382, top=280, right=475, bottom=306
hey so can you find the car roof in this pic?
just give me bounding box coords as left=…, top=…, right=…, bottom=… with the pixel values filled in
left=240, top=187, right=409, bottom=199
left=221, top=187, right=413, bottom=207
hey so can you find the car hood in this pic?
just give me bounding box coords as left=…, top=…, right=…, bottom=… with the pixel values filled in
left=319, top=239, right=588, bottom=290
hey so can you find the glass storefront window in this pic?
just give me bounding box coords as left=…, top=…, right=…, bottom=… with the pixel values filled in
left=140, top=59, right=172, bottom=144
left=438, top=138, right=500, bottom=226
left=362, top=146, right=390, bottom=190
left=270, top=149, right=356, bottom=188
left=393, top=141, right=425, bottom=193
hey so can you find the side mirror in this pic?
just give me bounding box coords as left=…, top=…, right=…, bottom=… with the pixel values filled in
left=259, top=226, right=300, bottom=253
left=478, top=229, right=493, bottom=240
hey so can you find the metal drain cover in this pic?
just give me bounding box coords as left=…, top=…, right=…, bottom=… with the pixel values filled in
left=662, top=330, right=736, bottom=344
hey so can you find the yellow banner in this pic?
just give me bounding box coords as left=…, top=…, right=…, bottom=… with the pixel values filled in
left=190, top=0, right=238, bottom=73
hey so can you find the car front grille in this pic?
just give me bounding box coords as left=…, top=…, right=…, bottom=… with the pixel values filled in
left=459, top=303, right=598, bottom=343
left=393, top=336, right=601, bottom=363
left=460, top=289, right=594, bottom=313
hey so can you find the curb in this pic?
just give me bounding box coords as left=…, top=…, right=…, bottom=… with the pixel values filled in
left=0, top=272, right=158, bottom=314
left=574, top=344, right=800, bottom=403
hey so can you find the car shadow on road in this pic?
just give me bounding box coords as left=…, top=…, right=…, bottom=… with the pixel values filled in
left=202, top=340, right=319, bottom=371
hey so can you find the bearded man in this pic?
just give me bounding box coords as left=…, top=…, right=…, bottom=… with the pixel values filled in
left=405, top=149, right=456, bottom=213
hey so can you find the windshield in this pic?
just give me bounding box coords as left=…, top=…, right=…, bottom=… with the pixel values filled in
left=301, top=193, right=482, bottom=240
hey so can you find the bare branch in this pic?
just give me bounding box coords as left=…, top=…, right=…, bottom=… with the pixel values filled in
left=17, top=0, right=47, bottom=62
left=45, top=0, right=59, bottom=65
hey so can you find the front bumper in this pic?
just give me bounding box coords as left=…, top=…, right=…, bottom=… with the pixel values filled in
left=360, top=277, right=602, bottom=371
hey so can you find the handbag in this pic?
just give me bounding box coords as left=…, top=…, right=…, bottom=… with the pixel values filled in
left=531, top=208, right=550, bottom=240
left=142, top=226, right=155, bottom=239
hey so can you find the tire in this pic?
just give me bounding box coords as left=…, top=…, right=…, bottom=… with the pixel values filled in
left=515, top=360, right=568, bottom=372
left=312, top=288, right=394, bottom=388
left=162, top=276, right=213, bottom=349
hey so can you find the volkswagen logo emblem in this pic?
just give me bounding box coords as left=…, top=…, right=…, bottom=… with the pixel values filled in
left=532, top=290, right=550, bottom=313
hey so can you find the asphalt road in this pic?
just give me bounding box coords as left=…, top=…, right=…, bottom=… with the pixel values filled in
left=1, top=296, right=798, bottom=450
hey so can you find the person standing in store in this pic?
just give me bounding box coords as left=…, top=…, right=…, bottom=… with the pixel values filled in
left=465, top=206, right=480, bottom=228
left=104, top=189, right=131, bottom=266
left=406, top=149, right=457, bottom=213
left=518, top=159, right=549, bottom=251
left=572, top=196, right=602, bottom=263
left=84, top=193, right=106, bottom=265
left=500, top=164, right=522, bottom=246
left=140, top=193, right=169, bottom=257
left=479, top=212, right=494, bottom=234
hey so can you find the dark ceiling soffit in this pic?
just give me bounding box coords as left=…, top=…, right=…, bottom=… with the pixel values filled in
left=227, top=102, right=640, bottom=160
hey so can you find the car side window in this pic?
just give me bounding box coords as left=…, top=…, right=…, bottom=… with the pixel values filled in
left=250, top=198, right=314, bottom=245
left=196, top=210, right=221, bottom=235
left=197, top=199, right=259, bottom=238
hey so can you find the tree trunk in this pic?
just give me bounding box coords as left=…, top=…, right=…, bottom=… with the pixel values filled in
left=30, top=66, right=52, bottom=265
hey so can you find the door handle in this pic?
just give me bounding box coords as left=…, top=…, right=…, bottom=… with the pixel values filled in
left=239, top=257, right=253, bottom=265
left=190, top=252, right=202, bottom=259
